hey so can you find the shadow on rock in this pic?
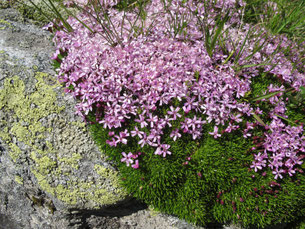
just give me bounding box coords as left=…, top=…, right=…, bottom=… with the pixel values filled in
left=67, top=198, right=147, bottom=229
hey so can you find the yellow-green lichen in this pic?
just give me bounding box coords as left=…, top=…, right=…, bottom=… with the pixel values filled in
left=15, top=175, right=24, bottom=185
left=148, top=205, right=162, bottom=216
left=9, top=143, right=22, bottom=163
left=31, top=152, right=57, bottom=174
left=0, top=19, right=12, bottom=30
left=13, top=1, right=56, bottom=26
left=58, top=153, right=82, bottom=170
left=71, top=121, right=87, bottom=132
left=0, top=70, right=127, bottom=207
left=94, top=164, right=123, bottom=190
left=0, top=73, right=64, bottom=162
left=13, top=0, right=77, bottom=26
left=0, top=127, right=10, bottom=143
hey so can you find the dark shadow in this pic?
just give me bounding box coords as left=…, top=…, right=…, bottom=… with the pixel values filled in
left=67, top=197, right=147, bottom=228
left=0, top=214, right=23, bottom=229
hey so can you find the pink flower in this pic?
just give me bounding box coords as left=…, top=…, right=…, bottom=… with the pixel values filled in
left=167, top=106, right=181, bottom=120
left=147, top=113, right=158, bottom=128
left=73, top=0, right=88, bottom=5
left=131, top=126, right=144, bottom=138
left=138, top=133, right=148, bottom=148
left=170, top=129, right=181, bottom=141
left=115, top=130, right=130, bottom=144
left=272, top=168, right=285, bottom=179
left=106, top=138, right=117, bottom=147
left=154, top=144, right=172, bottom=157
left=121, top=152, right=134, bottom=166
left=132, top=160, right=139, bottom=169
left=209, top=126, right=221, bottom=139
left=250, top=161, right=264, bottom=172
left=135, top=115, right=148, bottom=128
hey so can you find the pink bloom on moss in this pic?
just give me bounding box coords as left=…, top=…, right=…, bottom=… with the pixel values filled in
left=250, top=161, right=264, bottom=172
left=115, top=129, right=130, bottom=144
left=209, top=126, right=221, bottom=139
left=155, top=144, right=172, bottom=157
left=121, top=152, right=134, bottom=166
left=132, top=160, right=139, bottom=169
left=106, top=137, right=117, bottom=147
left=167, top=106, right=181, bottom=120
left=138, top=133, right=148, bottom=148
left=170, top=128, right=181, bottom=141
left=131, top=126, right=144, bottom=138
left=135, top=115, right=148, bottom=128
left=272, top=168, right=285, bottom=179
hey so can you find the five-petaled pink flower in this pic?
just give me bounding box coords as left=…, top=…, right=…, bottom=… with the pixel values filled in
left=155, top=144, right=172, bottom=157
left=167, top=106, right=181, bottom=120
left=121, top=152, right=134, bottom=166
left=209, top=126, right=221, bottom=139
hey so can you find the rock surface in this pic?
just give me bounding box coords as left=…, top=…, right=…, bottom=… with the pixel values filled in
left=0, top=7, right=212, bottom=229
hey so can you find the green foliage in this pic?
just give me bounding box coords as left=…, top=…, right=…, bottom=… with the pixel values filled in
left=244, top=0, right=305, bottom=43
left=86, top=69, right=305, bottom=227
left=44, top=0, right=305, bottom=227
left=0, top=0, right=13, bottom=9
left=14, top=0, right=67, bottom=26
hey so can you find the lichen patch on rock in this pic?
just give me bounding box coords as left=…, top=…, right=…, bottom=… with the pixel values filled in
left=0, top=51, right=127, bottom=209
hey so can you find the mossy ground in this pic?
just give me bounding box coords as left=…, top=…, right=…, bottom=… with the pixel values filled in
left=87, top=70, right=305, bottom=228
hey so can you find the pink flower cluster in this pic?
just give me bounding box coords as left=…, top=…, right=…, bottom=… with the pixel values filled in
left=121, top=152, right=141, bottom=169
left=51, top=0, right=305, bottom=176
left=251, top=118, right=305, bottom=179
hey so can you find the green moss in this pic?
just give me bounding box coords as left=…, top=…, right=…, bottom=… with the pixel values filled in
left=87, top=71, right=305, bottom=227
